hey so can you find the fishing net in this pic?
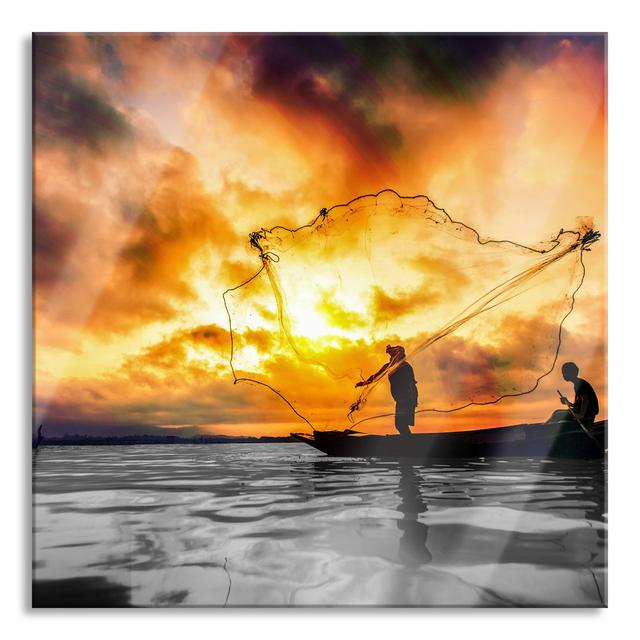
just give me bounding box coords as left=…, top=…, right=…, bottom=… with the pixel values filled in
left=223, top=190, right=599, bottom=432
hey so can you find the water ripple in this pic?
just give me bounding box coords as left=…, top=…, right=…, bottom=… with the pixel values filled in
left=33, top=443, right=606, bottom=607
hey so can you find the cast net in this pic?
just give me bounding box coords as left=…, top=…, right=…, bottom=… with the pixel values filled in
left=223, top=190, right=599, bottom=432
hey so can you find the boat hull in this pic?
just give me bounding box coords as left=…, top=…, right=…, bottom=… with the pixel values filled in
left=292, top=420, right=607, bottom=460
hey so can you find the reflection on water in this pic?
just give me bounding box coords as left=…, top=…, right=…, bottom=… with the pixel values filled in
left=397, top=463, right=432, bottom=567
left=32, top=443, right=606, bottom=607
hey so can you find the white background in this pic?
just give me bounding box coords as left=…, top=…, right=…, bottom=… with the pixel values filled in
left=3, top=0, right=639, bottom=636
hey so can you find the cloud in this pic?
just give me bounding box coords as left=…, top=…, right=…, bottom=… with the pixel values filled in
left=88, top=148, right=239, bottom=332
left=408, top=254, right=471, bottom=290
left=240, top=35, right=401, bottom=160
left=315, top=289, right=367, bottom=330
left=34, top=57, right=134, bottom=153
left=370, top=284, right=441, bottom=323
left=36, top=321, right=302, bottom=435
left=120, top=322, right=229, bottom=379
left=33, top=203, right=77, bottom=287
left=35, top=142, right=240, bottom=336
left=343, top=34, right=604, bottom=101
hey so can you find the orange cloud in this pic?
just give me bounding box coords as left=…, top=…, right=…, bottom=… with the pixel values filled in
left=86, top=147, right=240, bottom=334
left=370, top=285, right=440, bottom=323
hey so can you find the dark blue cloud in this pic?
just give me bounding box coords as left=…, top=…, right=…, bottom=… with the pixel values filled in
left=238, top=34, right=402, bottom=155
left=34, top=35, right=134, bottom=153
left=343, top=33, right=605, bottom=101
left=87, top=35, right=125, bottom=81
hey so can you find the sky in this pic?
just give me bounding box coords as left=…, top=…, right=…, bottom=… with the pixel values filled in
left=33, top=33, right=607, bottom=437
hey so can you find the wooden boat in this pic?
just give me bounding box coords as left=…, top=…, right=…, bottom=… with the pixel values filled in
left=292, top=419, right=607, bottom=460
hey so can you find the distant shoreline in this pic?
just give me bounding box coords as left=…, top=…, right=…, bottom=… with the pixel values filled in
left=33, top=435, right=296, bottom=447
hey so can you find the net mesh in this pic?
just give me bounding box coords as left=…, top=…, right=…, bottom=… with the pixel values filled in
left=223, top=190, right=599, bottom=432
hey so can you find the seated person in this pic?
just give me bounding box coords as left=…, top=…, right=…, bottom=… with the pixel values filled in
left=547, top=361, right=599, bottom=427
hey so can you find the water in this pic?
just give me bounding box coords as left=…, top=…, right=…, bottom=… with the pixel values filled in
left=32, top=443, right=606, bottom=607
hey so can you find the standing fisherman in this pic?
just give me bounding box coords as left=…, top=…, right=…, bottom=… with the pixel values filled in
left=355, top=345, right=418, bottom=435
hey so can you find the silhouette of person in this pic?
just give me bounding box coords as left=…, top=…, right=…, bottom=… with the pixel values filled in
left=548, top=362, right=599, bottom=427
left=33, top=424, right=44, bottom=449
left=355, top=345, right=418, bottom=435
